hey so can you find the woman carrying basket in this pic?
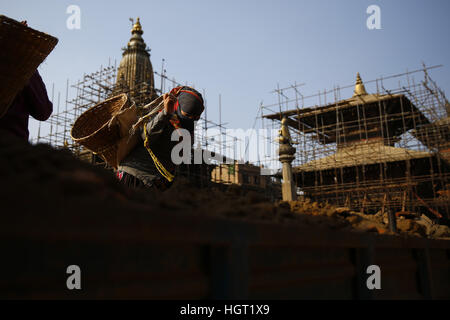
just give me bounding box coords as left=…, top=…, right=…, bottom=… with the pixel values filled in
left=117, top=86, right=204, bottom=191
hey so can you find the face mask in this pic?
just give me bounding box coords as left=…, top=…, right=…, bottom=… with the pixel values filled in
left=176, top=107, right=195, bottom=133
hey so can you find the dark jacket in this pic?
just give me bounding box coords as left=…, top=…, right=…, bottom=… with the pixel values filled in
left=118, top=108, right=194, bottom=186
left=0, top=71, right=53, bottom=140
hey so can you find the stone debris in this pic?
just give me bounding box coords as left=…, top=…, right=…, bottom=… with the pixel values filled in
left=287, top=200, right=449, bottom=239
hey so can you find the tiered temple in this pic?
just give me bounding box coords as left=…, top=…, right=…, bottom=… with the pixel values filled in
left=264, top=73, right=449, bottom=217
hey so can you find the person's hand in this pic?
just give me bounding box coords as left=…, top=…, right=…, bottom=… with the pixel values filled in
left=163, top=93, right=177, bottom=114
left=169, top=86, right=183, bottom=96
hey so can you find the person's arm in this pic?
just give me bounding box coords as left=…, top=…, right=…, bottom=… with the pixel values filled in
left=141, top=93, right=177, bottom=142
left=141, top=109, right=171, bottom=143
left=24, top=71, right=53, bottom=121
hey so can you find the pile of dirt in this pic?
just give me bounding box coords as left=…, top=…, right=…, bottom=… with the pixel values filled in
left=288, top=201, right=389, bottom=235
left=0, top=132, right=448, bottom=239
left=288, top=200, right=450, bottom=239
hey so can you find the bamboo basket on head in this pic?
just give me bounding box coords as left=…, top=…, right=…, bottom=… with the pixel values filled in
left=71, top=93, right=141, bottom=169
left=0, top=15, right=58, bottom=118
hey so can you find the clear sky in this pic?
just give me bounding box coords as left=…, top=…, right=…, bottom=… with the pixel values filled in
left=2, top=0, right=450, bottom=141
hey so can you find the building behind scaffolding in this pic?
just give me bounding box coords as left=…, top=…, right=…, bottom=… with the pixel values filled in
left=262, top=66, right=450, bottom=218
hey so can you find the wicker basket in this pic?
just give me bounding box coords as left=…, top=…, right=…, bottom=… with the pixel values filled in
left=71, top=93, right=140, bottom=169
left=0, top=15, right=58, bottom=118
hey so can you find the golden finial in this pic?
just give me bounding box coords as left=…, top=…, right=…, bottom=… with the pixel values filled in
left=132, top=17, right=143, bottom=34
left=278, top=116, right=293, bottom=144
left=353, top=72, right=368, bottom=97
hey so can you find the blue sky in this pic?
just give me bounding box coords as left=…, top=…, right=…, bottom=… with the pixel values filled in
left=2, top=0, right=450, bottom=139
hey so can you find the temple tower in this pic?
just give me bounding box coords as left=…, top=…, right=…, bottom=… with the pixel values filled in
left=115, top=17, right=157, bottom=104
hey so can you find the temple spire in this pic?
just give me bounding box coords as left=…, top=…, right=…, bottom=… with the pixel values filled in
left=353, top=72, right=368, bottom=97
left=127, top=17, right=146, bottom=50
left=131, top=17, right=143, bottom=35
left=114, top=17, right=157, bottom=103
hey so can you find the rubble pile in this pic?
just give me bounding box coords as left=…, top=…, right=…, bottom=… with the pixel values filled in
left=288, top=200, right=450, bottom=239
left=0, top=133, right=449, bottom=240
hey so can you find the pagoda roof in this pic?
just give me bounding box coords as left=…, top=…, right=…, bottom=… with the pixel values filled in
left=294, top=141, right=432, bottom=172
left=264, top=73, right=431, bottom=144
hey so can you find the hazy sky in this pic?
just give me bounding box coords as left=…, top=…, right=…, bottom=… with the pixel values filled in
left=2, top=0, right=450, bottom=140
